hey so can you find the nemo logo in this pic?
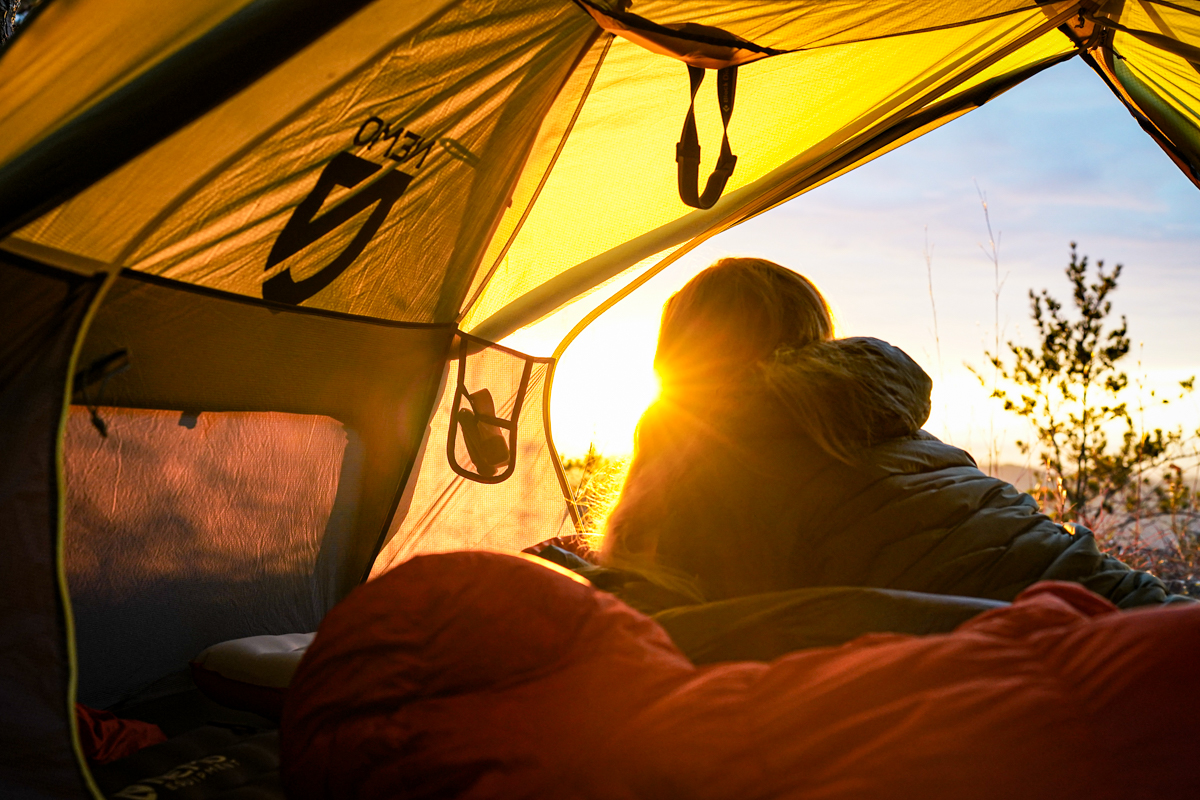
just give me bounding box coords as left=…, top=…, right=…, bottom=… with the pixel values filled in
left=110, top=755, right=240, bottom=799
left=263, top=152, right=411, bottom=305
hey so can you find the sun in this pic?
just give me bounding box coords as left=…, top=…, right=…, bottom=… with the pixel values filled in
left=547, top=312, right=661, bottom=458
left=500, top=285, right=664, bottom=459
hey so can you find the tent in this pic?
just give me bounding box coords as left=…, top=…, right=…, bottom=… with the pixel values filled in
left=2, top=0, right=1198, bottom=796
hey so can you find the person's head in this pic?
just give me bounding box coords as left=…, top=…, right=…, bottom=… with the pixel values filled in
left=600, top=258, right=833, bottom=568
left=653, top=257, right=833, bottom=401
left=602, top=258, right=931, bottom=573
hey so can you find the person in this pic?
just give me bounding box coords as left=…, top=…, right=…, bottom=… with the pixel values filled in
left=599, top=257, right=1180, bottom=607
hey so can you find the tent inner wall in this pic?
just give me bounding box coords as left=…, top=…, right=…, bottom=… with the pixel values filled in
left=74, top=272, right=456, bottom=586
left=63, top=406, right=362, bottom=709
left=0, top=254, right=108, bottom=800
left=62, top=269, right=455, bottom=709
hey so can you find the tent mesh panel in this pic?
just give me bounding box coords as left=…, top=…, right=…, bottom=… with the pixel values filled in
left=372, top=340, right=574, bottom=574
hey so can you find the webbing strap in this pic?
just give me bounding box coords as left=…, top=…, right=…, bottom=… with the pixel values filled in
left=676, top=64, right=738, bottom=210
left=73, top=348, right=130, bottom=438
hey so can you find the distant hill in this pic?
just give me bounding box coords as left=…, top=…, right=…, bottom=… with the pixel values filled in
left=989, top=464, right=1038, bottom=492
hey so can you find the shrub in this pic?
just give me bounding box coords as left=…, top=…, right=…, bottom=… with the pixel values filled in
left=976, top=244, right=1199, bottom=596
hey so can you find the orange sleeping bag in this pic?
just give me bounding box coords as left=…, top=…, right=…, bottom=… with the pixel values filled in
left=282, top=551, right=1200, bottom=799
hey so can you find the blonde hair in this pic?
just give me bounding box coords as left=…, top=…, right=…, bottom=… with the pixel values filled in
left=654, top=257, right=833, bottom=401
left=600, top=258, right=929, bottom=570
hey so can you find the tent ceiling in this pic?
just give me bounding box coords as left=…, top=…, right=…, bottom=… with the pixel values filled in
left=461, top=9, right=1079, bottom=338
left=1, top=1, right=1198, bottom=334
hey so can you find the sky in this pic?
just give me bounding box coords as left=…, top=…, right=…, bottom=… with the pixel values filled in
left=505, top=56, right=1200, bottom=468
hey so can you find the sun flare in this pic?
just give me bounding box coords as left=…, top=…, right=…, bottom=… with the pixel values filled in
left=548, top=316, right=662, bottom=458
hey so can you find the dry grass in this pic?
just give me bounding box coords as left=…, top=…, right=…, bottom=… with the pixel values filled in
left=1021, top=460, right=1200, bottom=598
left=561, top=445, right=630, bottom=549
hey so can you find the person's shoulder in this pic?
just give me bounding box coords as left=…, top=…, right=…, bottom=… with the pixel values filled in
left=834, top=337, right=923, bottom=369
left=868, top=429, right=979, bottom=473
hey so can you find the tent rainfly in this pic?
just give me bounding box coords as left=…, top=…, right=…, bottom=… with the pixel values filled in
left=2, top=1, right=1199, bottom=796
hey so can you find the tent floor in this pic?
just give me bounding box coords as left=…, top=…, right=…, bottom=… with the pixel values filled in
left=114, top=680, right=277, bottom=739
left=89, top=723, right=283, bottom=799
left=90, top=677, right=283, bottom=798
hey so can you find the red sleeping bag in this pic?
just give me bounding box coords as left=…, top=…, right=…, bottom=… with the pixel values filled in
left=282, top=551, right=1200, bottom=799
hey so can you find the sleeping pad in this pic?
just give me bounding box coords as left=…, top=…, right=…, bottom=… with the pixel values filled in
left=530, top=543, right=1007, bottom=663
left=282, top=551, right=1200, bottom=800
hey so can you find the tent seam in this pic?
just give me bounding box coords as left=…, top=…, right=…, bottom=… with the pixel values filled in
left=120, top=268, right=458, bottom=331
left=577, top=2, right=1082, bottom=56
left=1141, top=0, right=1200, bottom=19
left=457, top=33, right=613, bottom=324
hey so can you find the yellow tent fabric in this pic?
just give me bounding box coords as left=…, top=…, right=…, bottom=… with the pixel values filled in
left=462, top=5, right=1078, bottom=336
left=3, top=0, right=595, bottom=321
left=3, top=1, right=1198, bottom=337
left=1082, top=2, right=1200, bottom=188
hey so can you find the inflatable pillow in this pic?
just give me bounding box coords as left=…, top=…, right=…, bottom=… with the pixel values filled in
left=191, top=633, right=314, bottom=721
left=282, top=551, right=1200, bottom=800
